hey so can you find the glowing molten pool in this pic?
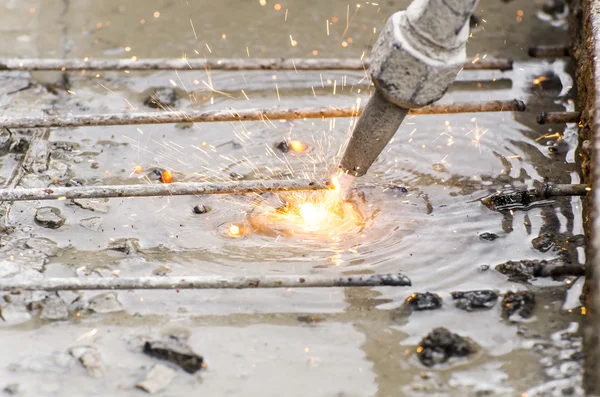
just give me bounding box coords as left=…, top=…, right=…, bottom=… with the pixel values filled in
left=248, top=173, right=364, bottom=238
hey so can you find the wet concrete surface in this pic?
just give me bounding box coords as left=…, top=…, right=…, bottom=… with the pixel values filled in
left=0, top=0, right=586, bottom=396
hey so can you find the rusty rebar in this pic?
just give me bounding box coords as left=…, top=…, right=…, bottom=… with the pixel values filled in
left=0, top=57, right=513, bottom=72
left=482, top=184, right=589, bottom=212
left=528, top=45, right=571, bottom=58
left=0, top=179, right=330, bottom=202
left=537, top=111, right=581, bottom=124
left=0, top=100, right=526, bottom=130
left=0, top=273, right=412, bottom=291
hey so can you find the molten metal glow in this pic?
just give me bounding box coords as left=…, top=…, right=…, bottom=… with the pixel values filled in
left=228, top=224, right=241, bottom=236
left=133, top=165, right=143, bottom=173
left=161, top=170, right=174, bottom=184
left=248, top=174, right=363, bottom=237
left=289, top=140, right=308, bottom=153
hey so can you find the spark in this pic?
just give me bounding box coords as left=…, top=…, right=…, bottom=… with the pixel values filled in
left=190, top=19, right=198, bottom=40
left=228, top=224, right=241, bottom=236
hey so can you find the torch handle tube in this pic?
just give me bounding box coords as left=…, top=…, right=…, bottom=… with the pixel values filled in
left=339, top=90, right=409, bottom=177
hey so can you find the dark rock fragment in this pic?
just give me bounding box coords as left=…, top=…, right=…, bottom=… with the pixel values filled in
left=451, top=290, right=499, bottom=311
left=276, top=141, right=290, bottom=153
left=531, top=233, right=556, bottom=253
left=35, top=207, right=66, bottom=229
left=479, top=232, right=498, bottom=241
left=502, top=291, right=536, bottom=320
left=481, top=189, right=534, bottom=212
left=495, top=258, right=584, bottom=281
left=143, top=339, right=204, bottom=374
left=149, top=169, right=163, bottom=180
left=144, top=87, right=179, bottom=109
left=417, top=327, right=476, bottom=367
left=192, top=204, right=209, bottom=214
left=297, top=315, right=325, bottom=324
left=405, top=292, right=442, bottom=311
left=3, top=383, right=19, bottom=395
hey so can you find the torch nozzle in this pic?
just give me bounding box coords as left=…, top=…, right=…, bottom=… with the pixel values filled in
left=339, top=90, right=409, bottom=177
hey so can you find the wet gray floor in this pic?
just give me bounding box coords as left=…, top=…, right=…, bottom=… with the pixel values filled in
left=0, top=0, right=585, bottom=396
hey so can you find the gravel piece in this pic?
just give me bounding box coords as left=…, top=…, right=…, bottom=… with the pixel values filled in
left=479, top=232, right=498, bottom=241
left=143, top=339, right=204, bottom=374
left=35, top=207, right=65, bottom=229
left=69, top=345, right=104, bottom=378
left=79, top=217, right=102, bottom=231
left=405, top=292, right=442, bottom=311
left=531, top=233, right=556, bottom=252
left=451, top=290, right=499, bottom=311
left=502, top=291, right=536, bottom=320
left=72, top=198, right=109, bottom=213
left=143, top=87, right=179, bottom=109
left=193, top=204, right=209, bottom=214
left=88, top=292, right=123, bottom=314
left=417, top=327, right=476, bottom=367
left=107, top=238, right=140, bottom=255
left=24, top=238, right=60, bottom=257
left=39, top=293, right=68, bottom=321
left=136, top=364, right=176, bottom=394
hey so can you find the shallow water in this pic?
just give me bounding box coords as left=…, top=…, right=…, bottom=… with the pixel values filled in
left=0, top=0, right=586, bottom=396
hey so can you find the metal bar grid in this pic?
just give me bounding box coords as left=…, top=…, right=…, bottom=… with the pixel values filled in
left=0, top=99, right=526, bottom=129
left=0, top=57, right=513, bottom=72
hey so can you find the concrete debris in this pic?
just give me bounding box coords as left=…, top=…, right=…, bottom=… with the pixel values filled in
left=88, top=292, right=123, bottom=314
left=136, top=364, right=176, bottom=394
left=24, top=238, right=60, bottom=257
left=405, top=292, right=442, bottom=311
left=0, top=304, right=32, bottom=323
left=152, top=265, right=171, bottom=276
left=39, top=293, right=68, bottom=321
left=502, top=291, right=536, bottom=320
left=417, top=327, right=476, bottom=367
left=69, top=345, right=104, bottom=378
left=23, top=140, right=50, bottom=173
left=79, top=217, right=102, bottom=231
left=107, top=238, right=140, bottom=255
left=2, top=383, right=19, bottom=395
left=143, top=87, right=179, bottom=109
left=192, top=204, right=209, bottom=214
left=72, top=198, right=109, bottom=213
left=143, top=338, right=204, bottom=374
left=451, top=290, right=499, bottom=311
left=35, top=207, right=65, bottom=229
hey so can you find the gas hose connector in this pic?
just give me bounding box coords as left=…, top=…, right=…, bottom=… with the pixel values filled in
left=370, top=0, right=479, bottom=109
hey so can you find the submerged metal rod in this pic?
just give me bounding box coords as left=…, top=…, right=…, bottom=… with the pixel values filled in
left=528, top=45, right=571, bottom=58
left=0, top=57, right=513, bottom=71
left=482, top=184, right=589, bottom=212
left=0, top=273, right=412, bottom=291
left=0, top=100, right=526, bottom=129
left=537, top=111, right=581, bottom=124
left=0, top=180, right=329, bottom=202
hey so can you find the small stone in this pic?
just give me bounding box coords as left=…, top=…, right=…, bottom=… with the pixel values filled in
left=35, top=207, right=65, bottom=229
left=192, top=204, right=209, bottom=214
left=136, top=364, right=176, bottom=394
left=297, top=315, right=325, bottom=324
left=143, top=339, right=204, bottom=374
left=108, top=238, right=140, bottom=255
left=531, top=233, right=556, bottom=253
left=24, top=238, right=60, bottom=257
left=502, top=291, right=536, bottom=320
left=39, top=293, right=69, bottom=321
left=3, top=383, right=18, bottom=395
left=65, top=180, right=83, bottom=187
left=405, top=292, right=442, bottom=311
left=276, top=141, right=290, bottom=153
left=9, top=138, right=29, bottom=154
left=229, top=172, right=244, bottom=180
left=479, top=265, right=490, bottom=271
left=149, top=169, right=163, bottom=180
left=72, top=198, right=109, bottom=213
left=79, top=217, right=102, bottom=231
left=417, top=327, right=476, bottom=367
left=451, top=290, right=499, bottom=311
left=88, top=292, right=123, bottom=314
left=479, top=232, right=498, bottom=241
left=143, top=87, right=179, bottom=110
left=69, top=346, right=104, bottom=378
left=0, top=130, right=12, bottom=155
left=152, top=265, right=172, bottom=276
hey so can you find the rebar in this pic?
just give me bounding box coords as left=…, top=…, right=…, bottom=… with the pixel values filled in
left=0, top=179, right=330, bottom=202
left=537, top=111, right=581, bottom=124
left=0, top=273, right=412, bottom=291
left=528, top=45, right=571, bottom=58
left=0, top=100, right=526, bottom=130
left=482, top=183, right=589, bottom=212
left=0, top=57, right=513, bottom=72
